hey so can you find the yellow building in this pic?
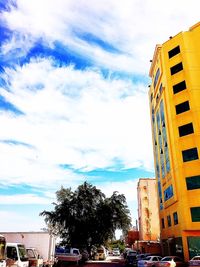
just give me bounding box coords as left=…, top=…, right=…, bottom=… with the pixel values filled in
left=148, top=22, right=200, bottom=261
left=137, top=178, right=161, bottom=254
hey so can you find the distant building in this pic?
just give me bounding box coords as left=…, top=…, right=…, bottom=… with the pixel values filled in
left=149, top=22, right=200, bottom=260
left=137, top=178, right=161, bottom=254
left=125, top=229, right=139, bottom=248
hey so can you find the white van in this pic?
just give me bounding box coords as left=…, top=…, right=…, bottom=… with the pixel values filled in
left=6, top=243, right=29, bottom=267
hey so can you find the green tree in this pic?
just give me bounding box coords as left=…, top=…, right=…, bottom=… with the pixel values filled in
left=40, top=182, right=131, bottom=249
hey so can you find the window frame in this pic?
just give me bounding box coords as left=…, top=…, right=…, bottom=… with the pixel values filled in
left=190, top=207, right=200, bottom=222
left=173, top=212, right=178, bottom=225
left=168, top=46, right=180, bottom=59
left=178, top=122, right=194, bottom=137
left=186, top=175, right=200, bottom=190
left=182, top=147, right=199, bottom=162
left=170, top=62, right=183, bottom=75
left=175, top=101, right=190, bottom=115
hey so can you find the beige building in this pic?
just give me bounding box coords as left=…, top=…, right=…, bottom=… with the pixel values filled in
left=137, top=178, right=161, bottom=253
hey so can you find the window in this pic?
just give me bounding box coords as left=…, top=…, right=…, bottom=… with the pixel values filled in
left=154, top=68, right=160, bottom=88
left=167, top=215, right=172, bottom=227
left=186, top=175, right=200, bottom=190
left=168, top=46, right=180, bottom=58
left=170, top=62, right=183, bottom=75
left=161, top=218, right=165, bottom=229
left=187, top=237, right=200, bottom=258
left=182, top=147, right=199, bottom=162
left=27, top=249, right=35, bottom=258
left=178, top=122, right=194, bottom=137
left=190, top=207, right=200, bottom=222
left=173, top=81, right=186, bottom=94
left=175, top=101, right=190, bottom=114
left=173, top=212, right=178, bottom=225
left=164, top=185, right=173, bottom=201
left=6, top=246, right=18, bottom=260
left=159, top=83, right=163, bottom=94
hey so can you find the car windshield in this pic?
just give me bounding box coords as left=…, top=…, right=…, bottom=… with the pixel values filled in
left=145, top=257, right=151, bottom=260
left=192, top=257, right=200, bottom=260
left=18, top=245, right=28, bottom=262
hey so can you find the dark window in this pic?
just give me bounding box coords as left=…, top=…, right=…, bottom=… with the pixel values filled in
left=178, top=123, right=194, bottom=137
left=167, top=215, right=172, bottom=227
left=175, top=101, right=190, bottom=114
left=173, top=81, right=186, bottom=94
left=168, top=46, right=180, bottom=58
left=187, top=237, right=200, bottom=259
left=173, top=212, right=178, bottom=225
left=159, top=83, right=163, bottom=94
left=154, top=68, right=160, bottom=88
left=186, top=175, right=200, bottom=190
left=6, top=246, right=18, bottom=260
left=190, top=207, right=200, bottom=222
left=182, top=147, right=199, bottom=162
left=170, top=62, right=183, bottom=75
left=161, top=218, right=165, bottom=229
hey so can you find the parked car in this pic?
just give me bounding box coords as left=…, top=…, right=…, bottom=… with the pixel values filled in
left=138, top=256, right=162, bottom=267
left=137, top=254, right=151, bottom=261
left=113, top=248, right=120, bottom=256
left=157, top=256, right=187, bottom=267
left=124, top=248, right=132, bottom=259
left=125, top=250, right=138, bottom=266
left=80, top=250, right=89, bottom=262
left=96, top=247, right=107, bottom=260
left=189, top=256, right=200, bottom=267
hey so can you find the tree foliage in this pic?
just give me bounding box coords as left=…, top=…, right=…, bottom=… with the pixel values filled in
left=40, top=181, right=131, bottom=248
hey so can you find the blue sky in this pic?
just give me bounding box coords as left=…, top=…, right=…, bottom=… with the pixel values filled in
left=0, top=0, right=200, bottom=233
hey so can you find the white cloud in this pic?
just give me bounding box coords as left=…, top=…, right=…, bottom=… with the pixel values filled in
left=0, top=194, right=53, bottom=205
left=3, top=0, right=196, bottom=231
left=0, top=210, right=47, bottom=231
left=2, top=0, right=200, bottom=73
left=0, top=58, right=154, bottom=188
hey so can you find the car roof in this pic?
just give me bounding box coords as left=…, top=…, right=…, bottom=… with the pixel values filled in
left=191, top=256, right=200, bottom=260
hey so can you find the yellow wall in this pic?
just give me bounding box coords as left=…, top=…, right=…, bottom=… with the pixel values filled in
left=148, top=22, right=200, bottom=261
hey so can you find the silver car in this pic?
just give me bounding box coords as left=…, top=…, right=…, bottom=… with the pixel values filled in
left=138, top=256, right=162, bottom=267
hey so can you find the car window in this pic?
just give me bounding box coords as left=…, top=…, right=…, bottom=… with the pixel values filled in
left=174, top=257, right=182, bottom=262
left=152, top=257, right=158, bottom=261
left=146, top=257, right=151, bottom=261
left=192, top=257, right=200, bottom=260
left=162, top=257, right=172, bottom=261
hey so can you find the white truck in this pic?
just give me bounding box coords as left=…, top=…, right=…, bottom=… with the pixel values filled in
left=0, top=232, right=57, bottom=267
left=6, top=242, right=29, bottom=267
left=55, top=247, right=82, bottom=264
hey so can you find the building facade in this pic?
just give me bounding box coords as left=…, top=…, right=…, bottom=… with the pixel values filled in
left=137, top=178, right=161, bottom=254
left=148, top=22, right=200, bottom=260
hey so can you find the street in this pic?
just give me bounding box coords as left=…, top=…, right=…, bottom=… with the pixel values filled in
left=83, top=255, right=125, bottom=267
left=57, top=255, right=125, bottom=267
